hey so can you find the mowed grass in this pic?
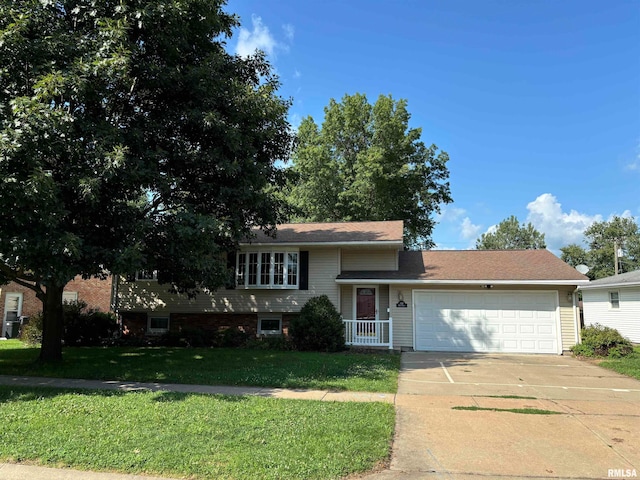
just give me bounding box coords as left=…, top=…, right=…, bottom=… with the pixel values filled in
left=599, top=346, right=640, bottom=380
left=0, top=385, right=395, bottom=479
left=0, top=340, right=399, bottom=393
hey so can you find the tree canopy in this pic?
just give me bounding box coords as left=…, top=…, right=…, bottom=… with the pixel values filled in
left=561, top=216, right=640, bottom=279
left=475, top=216, right=546, bottom=250
left=0, top=0, right=293, bottom=361
left=284, top=93, right=452, bottom=248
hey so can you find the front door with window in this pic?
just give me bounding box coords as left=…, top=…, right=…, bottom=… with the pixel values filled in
left=3, top=293, right=22, bottom=337
left=356, top=287, right=378, bottom=339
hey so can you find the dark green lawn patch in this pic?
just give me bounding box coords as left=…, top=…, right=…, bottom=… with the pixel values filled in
left=598, top=346, right=640, bottom=380
left=0, top=385, right=394, bottom=479
left=0, top=340, right=399, bottom=392
left=452, top=406, right=562, bottom=415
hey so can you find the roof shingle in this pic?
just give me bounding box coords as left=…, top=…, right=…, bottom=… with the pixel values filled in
left=338, top=249, right=588, bottom=282
left=244, top=220, right=404, bottom=245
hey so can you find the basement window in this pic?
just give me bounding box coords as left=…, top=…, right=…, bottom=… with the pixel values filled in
left=148, top=315, right=169, bottom=334
left=258, top=315, right=282, bottom=335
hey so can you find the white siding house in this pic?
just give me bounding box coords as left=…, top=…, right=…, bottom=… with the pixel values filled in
left=580, top=270, right=640, bottom=343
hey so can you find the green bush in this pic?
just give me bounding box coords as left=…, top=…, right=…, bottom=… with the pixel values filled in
left=20, top=313, right=44, bottom=346
left=63, top=302, right=118, bottom=346
left=571, top=324, right=633, bottom=358
left=289, top=295, right=345, bottom=352
left=18, top=302, right=118, bottom=347
left=220, top=326, right=251, bottom=348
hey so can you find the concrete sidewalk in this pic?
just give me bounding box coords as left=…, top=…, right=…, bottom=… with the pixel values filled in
left=0, top=464, right=178, bottom=480
left=0, top=374, right=396, bottom=403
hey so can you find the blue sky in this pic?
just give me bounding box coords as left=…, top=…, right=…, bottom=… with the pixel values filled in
left=229, top=0, right=640, bottom=253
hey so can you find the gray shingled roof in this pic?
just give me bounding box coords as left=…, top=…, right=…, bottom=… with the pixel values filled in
left=579, top=269, right=640, bottom=289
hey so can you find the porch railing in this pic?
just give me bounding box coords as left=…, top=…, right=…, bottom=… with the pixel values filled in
left=343, top=317, right=393, bottom=349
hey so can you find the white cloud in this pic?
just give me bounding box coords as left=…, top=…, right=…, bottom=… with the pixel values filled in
left=627, top=160, right=640, bottom=171
left=293, top=69, right=301, bottom=79
left=526, top=193, right=602, bottom=251
left=435, top=206, right=466, bottom=223
left=236, top=16, right=278, bottom=58
left=283, top=24, right=295, bottom=41
left=460, top=217, right=482, bottom=240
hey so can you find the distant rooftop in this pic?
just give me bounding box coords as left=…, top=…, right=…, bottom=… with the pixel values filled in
left=243, top=220, right=404, bottom=245
left=579, top=269, right=640, bottom=289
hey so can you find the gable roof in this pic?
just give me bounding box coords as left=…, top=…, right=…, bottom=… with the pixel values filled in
left=242, top=220, right=404, bottom=246
left=337, top=249, right=589, bottom=285
left=578, top=269, right=640, bottom=289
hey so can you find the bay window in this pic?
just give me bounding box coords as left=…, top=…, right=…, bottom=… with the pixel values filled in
left=236, top=251, right=299, bottom=288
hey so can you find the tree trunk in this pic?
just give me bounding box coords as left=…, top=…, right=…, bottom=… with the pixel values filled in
left=38, top=283, right=65, bottom=363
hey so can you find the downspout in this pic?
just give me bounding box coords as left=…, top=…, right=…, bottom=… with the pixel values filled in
left=572, top=288, right=580, bottom=345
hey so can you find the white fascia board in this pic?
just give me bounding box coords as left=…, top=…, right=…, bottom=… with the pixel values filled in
left=578, top=282, right=640, bottom=290
left=239, top=241, right=403, bottom=248
left=335, top=279, right=591, bottom=286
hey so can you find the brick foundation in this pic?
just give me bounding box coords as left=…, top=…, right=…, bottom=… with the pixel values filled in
left=120, top=312, right=298, bottom=338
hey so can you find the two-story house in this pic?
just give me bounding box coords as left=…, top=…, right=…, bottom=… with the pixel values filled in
left=116, top=220, right=589, bottom=354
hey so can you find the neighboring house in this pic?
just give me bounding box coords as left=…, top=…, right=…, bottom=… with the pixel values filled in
left=579, top=269, right=640, bottom=343
left=116, top=220, right=589, bottom=354
left=1, top=276, right=114, bottom=337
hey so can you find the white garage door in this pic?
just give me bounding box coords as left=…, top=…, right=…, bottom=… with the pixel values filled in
left=414, top=291, right=559, bottom=354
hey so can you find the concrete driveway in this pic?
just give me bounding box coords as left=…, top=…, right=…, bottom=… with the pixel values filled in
left=367, top=352, right=640, bottom=480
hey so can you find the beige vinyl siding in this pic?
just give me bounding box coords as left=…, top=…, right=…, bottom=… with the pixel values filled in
left=558, top=290, right=578, bottom=351
left=341, top=249, right=398, bottom=271
left=379, top=284, right=390, bottom=320
left=118, top=247, right=340, bottom=314
left=390, top=284, right=414, bottom=349
left=340, top=285, right=352, bottom=317
left=582, top=286, right=640, bottom=343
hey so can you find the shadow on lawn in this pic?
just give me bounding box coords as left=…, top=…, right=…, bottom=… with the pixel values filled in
left=0, top=385, right=252, bottom=405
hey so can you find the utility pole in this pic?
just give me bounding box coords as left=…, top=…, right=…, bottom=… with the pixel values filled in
left=614, top=239, right=620, bottom=275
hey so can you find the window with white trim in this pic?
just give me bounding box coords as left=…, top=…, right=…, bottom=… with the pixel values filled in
left=609, top=291, right=620, bottom=309
left=62, top=291, right=78, bottom=304
left=148, top=315, right=169, bottom=334
left=236, top=251, right=299, bottom=288
left=258, top=315, right=282, bottom=335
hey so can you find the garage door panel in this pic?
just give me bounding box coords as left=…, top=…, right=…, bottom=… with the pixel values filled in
left=537, top=324, right=553, bottom=335
left=415, top=291, right=559, bottom=354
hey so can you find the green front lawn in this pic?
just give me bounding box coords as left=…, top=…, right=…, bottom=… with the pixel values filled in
left=0, top=385, right=395, bottom=479
left=0, top=340, right=399, bottom=393
left=599, top=346, right=640, bottom=380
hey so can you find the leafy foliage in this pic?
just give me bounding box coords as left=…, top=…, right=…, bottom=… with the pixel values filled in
left=63, top=303, right=118, bottom=346
left=476, top=215, right=546, bottom=250
left=289, top=295, right=346, bottom=352
left=561, top=216, right=640, bottom=279
left=21, top=301, right=117, bottom=347
left=0, top=0, right=293, bottom=360
left=285, top=93, right=452, bottom=248
left=571, top=324, right=633, bottom=358
left=20, top=313, right=44, bottom=346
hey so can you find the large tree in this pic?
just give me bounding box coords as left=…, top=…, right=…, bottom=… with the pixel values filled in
left=562, top=216, right=640, bottom=279
left=285, top=93, right=452, bottom=248
left=476, top=216, right=546, bottom=250
left=0, top=0, right=293, bottom=362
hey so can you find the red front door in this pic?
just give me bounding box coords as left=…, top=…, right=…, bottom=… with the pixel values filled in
left=356, top=288, right=376, bottom=320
